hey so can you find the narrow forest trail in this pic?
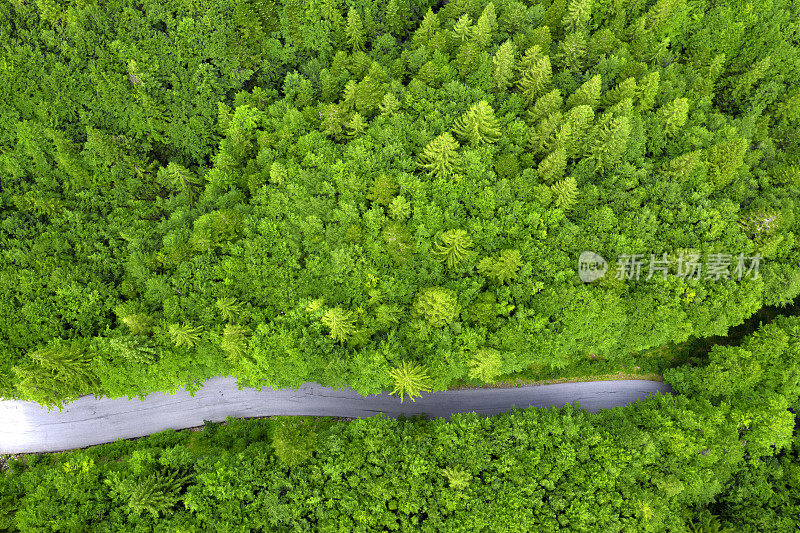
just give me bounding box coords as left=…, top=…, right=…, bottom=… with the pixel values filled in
left=0, top=377, right=672, bottom=453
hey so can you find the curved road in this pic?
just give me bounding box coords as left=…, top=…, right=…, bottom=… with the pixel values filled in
left=0, top=377, right=672, bottom=454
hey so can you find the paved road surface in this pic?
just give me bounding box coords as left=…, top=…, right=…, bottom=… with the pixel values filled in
left=0, top=377, right=672, bottom=454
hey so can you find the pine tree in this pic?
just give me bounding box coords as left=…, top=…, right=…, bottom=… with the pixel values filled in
left=47, top=128, right=91, bottom=191
left=542, top=0, right=568, bottom=39
left=477, top=249, right=524, bottom=284
left=432, top=229, right=474, bottom=269
left=388, top=360, right=432, bottom=403
left=320, top=103, right=345, bottom=139
left=602, top=77, right=638, bottom=107
left=412, top=8, right=442, bottom=51
left=386, top=0, right=411, bottom=37
left=557, top=104, right=594, bottom=159
left=705, top=136, right=748, bottom=187
left=28, top=342, right=96, bottom=387
left=106, top=469, right=191, bottom=519
left=321, top=307, right=357, bottom=344
left=556, top=30, right=588, bottom=71
left=661, top=150, right=704, bottom=181
left=413, top=287, right=461, bottom=327
left=374, top=304, right=403, bottom=328
left=160, top=162, right=202, bottom=204
left=115, top=302, right=154, bottom=335
left=417, top=132, right=463, bottom=178
left=551, top=175, right=578, bottom=210
left=452, top=100, right=501, bottom=146
left=367, top=172, right=399, bottom=206
left=109, top=335, right=159, bottom=365
left=492, top=40, right=516, bottom=92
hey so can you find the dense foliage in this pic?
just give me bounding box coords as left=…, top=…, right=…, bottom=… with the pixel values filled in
left=2, top=315, right=799, bottom=532
left=2, top=0, right=800, bottom=405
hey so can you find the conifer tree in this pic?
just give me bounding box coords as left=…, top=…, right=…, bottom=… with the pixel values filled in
left=452, top=100, right=501, bottom=146
left=566, top=73, right=602, bottom=109
left=529, top=89, right=564, bottom=123
left=551, top=175, right=578, bottom=210
left=562, top=0, right=592, bottom=34
left=441, top=465, right=472, bottom=490
left=321, top=103, right=345, bottom=139
left=557, top=104, right=594, bottom=159
left=516, top=46, right=552, bottom=102
left=658, top=97, right=689, bottom=137
left=346, top=8, right=365, bottom=53
left=529, top=111, right=564, bottom=154
left=492, top=40, right=516, bottom=92
left=216, top=297, right=244, bottom=323
left=106, top=469, right=191, bottom=519
left=388, top=360, right=432, bottom=403
left=47, top=128, right=91, bottom=191
left=272, top=419, right=318, bottom=466
left=636, top=71, right=660, bottom=112
left=452, top=14, right=474, bottom=44
left=321, top=307, right=357, bottom=344
left=378, top=92, right=401, bottom=116
left=413, top=287, right=461, bottom=327
left=477, top=249, right=524, bottom=284
left=388, top=195, right=412, bottom=220
left=662, top=150, right=704, bottom=181
left=412, top=8, right=442, bottom=51
left=473, top=2, right=497, bottom=49
left=556, top=30, right=588, bottom=71
left=705, top=136, right=748, bottom=188
left=168, top=323, right=203, bottom=349
left=221, top=324, right=251, bottom=362
left=417, top=132, right=463, bottom=178
left=537, top=145, right=568, bottom=183
left=432, top=229, right=474, bottom=269
left=386, top=0, right=411, bottom=37
left=588, top=114, right=631, bottom=172
left=468, top=347, right=503, bottom=382
left=345, top=112, right=368, bottom=138
left=603, top=77, right=638, bottom=107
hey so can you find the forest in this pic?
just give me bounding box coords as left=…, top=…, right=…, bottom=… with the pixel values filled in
left=1, top=0, right=799, bottom=405
left=1, top=315, right=799, bottom=531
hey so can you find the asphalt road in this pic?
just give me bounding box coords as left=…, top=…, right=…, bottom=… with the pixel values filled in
left=0, top=377, right=672, bottom=454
